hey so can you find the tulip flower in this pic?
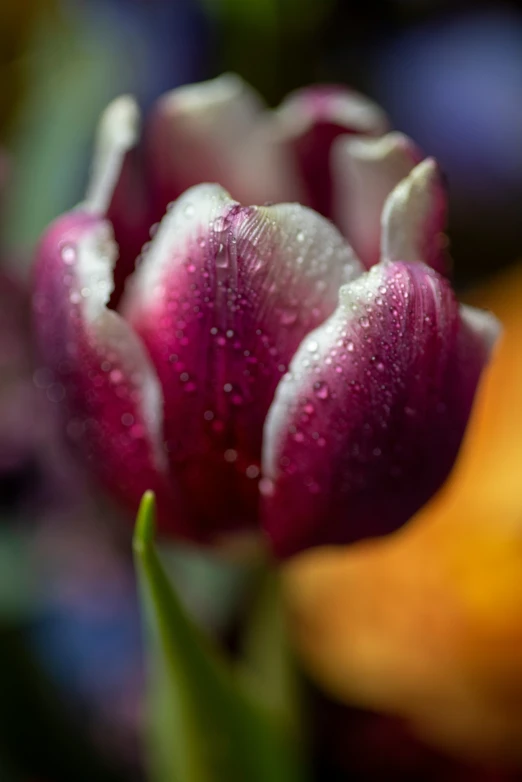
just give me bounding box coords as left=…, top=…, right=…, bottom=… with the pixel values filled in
left=107, top=73, right=427, bottom=301
left=33, top=80, right=499, bottom=557
left=283, top=264, right=522, bottom=760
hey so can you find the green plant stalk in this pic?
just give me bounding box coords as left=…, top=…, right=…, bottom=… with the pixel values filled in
left=134, top=491, right=307, bottom=782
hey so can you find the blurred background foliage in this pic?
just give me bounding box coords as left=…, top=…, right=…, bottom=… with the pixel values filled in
left=0, top=1, right=521, bottom=781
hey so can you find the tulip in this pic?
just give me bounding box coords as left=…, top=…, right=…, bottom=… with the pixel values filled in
left=33, top=80, right=499, bottom=556
left=107, top=73, right=427, bottom=301
left=283, top=264, right=522, bottom=759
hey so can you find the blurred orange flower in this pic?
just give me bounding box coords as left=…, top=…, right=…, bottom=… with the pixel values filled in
left=284, top=262, right=522, bottom=764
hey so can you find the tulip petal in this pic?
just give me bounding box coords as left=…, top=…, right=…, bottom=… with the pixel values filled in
left=32, top=211, right=175, bottom=519
left=123, top=184, right=361, bottom=541
left=274, top=85, right=389, bottom=217
left=381, top=159, right=449, bottom=275
left=262, top=261, right=500, bottom=557
left=147, top=73, right=302, bottom=210
left=84, top=94, right=148, bottom=308
left=332, top=133, right=422, bottom=268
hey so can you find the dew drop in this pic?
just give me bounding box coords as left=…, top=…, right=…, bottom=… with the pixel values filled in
left=296, top=230, right=305, bottom=243
left=259, top=477, right=274, bottom=497
left=33, top=367, right=54, bottom=388
left=60, top=243, right=76, bottom=265
left=110, top=368, right=123, bottom=384
left=314, top=381, right=329, bottom=400
left=215, top=243, right=228, bottom=268
left=280, top=308, right=298, bottom=326
left=47, top=383, right=65, bottom=402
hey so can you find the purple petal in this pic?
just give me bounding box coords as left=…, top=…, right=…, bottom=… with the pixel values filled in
left=32, top=210, right=177, bottom=522
left=262, top=261, right=500, bottom=558
left=85, top=95, right=148, bottom=308
left=274, top=85, right=389, bottom=218
left=381, top=158, right=449, bottom=275
left=332, top=132, right=422, bottom=268
left=107, top=146, right=156, bottom=307
left=147, top=73, right=302, bottom=209
left=123, top=184, right=361, bottom=542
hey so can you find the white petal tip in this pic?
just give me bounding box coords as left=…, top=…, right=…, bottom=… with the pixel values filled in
left=460, top=304, right=503, bottom=355
left=84, top=95, right=141, bottom=216
left=338, top=131, right=418, bottom=162
left=160, top=72, right=246, bottom=115
left=100, top=94, right=141, bottom=150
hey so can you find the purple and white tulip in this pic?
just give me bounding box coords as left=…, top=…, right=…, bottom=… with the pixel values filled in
left=33, top=77, right=499, bottom=557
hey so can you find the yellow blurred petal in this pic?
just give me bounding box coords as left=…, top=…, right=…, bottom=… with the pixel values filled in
left=284, top=263, right=522, bottom=764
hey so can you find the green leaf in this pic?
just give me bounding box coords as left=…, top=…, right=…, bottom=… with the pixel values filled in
left=239, top=566, right=304, bottom=741
left=134, top=492, right=307, bottom=782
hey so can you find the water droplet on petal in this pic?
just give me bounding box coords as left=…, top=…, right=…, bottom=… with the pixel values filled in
left=259, top=477, right=275, bottom=497
left=110, top=368, right=123, bottom=384
left=215, top=243, right=228, bottom=268
left=47, top=383, right=65, bottom=402
left=60, top=243, right=76, bottom=265
left=314, top=381, right=329, bottom=400
left=280, top=308, right=298, bottom=326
